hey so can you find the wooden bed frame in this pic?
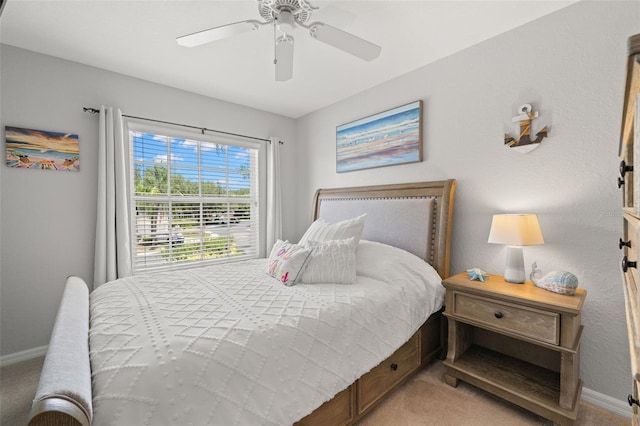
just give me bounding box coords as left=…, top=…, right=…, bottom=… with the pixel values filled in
left=297, top=180, right=456, bottom=425
left=28, top=179, right=456, bottom=426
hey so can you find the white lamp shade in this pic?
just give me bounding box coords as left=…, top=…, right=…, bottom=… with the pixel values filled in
left=488, top=214, right=544, bottom=246
left=488, top=214, right=544, bottom=283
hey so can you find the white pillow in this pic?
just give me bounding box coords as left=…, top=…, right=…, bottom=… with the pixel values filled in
left=356, top=240, right=443, bottom=286
left=355, top=240, right=445, bottom=312
left=298, top=213, right=366, bottom=246
left=266, top=239, right=313, bottom=286
left=300, top=237, right=358, bottom=284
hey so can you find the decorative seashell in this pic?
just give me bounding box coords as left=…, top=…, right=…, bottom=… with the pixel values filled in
left=467, top=267, right=490, bottom=282
left=530, top=262, right=578, bottom=295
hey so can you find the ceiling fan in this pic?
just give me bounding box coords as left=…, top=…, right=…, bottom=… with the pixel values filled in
left=176, top=0, right=382, bottom=82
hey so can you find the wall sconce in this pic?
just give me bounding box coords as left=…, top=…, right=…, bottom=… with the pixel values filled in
left=488, top=214, right=544, bottom=283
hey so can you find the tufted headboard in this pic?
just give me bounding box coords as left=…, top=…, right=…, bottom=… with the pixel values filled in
left=311, top=180, right=456, bottom=278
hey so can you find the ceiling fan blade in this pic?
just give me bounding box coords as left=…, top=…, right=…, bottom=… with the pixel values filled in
left=177, top=20, right=263, bottom=47
left=308, top=22, right=381, bottom=61
left=275, top=35, right=294, bottom=82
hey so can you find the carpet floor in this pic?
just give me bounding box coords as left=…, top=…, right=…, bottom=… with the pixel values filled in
left=358, top=360, right=628, bottom=426
left=0, top=356, right=629, bottom=425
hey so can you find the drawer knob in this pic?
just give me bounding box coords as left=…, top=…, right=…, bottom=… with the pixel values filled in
left=629, top=394, right=640, bottom=407
left=618, top=177, right=625, bottom=188
left=494, top=312, right=504, bottom=319
left=390, top=363, right=398, bottom=371
left=622, top=256, right=637, bottom=272
left=620, top=238, right=632, bottom=249
left=620, top=160, right=634, bottom=177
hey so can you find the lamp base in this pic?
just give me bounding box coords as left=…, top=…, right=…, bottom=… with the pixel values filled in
left=504, top=246, right=525, bottom=283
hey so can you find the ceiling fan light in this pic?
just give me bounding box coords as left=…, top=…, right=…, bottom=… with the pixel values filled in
left=275, top=34, right=294, bottom=81
left=276, top=34, right=295, bottom=46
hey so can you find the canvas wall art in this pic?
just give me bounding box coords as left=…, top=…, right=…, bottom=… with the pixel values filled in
left=5, top=126, right=79, bottom=171
left=336, top=100, right=423, bottom=173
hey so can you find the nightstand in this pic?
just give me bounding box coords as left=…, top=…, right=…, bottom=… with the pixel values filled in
left=442, top=273, right=587, bottom=426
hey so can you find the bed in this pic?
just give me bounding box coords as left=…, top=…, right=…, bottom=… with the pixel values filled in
left=28, top=179, right=456, bottom=426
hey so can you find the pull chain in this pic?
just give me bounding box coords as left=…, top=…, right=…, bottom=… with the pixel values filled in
left=273, top=19, right=277, bottom=65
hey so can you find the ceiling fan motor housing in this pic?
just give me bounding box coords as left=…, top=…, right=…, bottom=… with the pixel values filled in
left=276, top=10, right=296, bottom=32
left=258, top=0, right=315, bottom=24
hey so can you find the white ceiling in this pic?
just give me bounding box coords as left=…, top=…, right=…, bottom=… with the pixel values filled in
left=0, top=0, right=575, bottom=118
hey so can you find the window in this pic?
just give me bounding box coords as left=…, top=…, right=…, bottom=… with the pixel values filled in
left=128, top=122, right=264, bottom=273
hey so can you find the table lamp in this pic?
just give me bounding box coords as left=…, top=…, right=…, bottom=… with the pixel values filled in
left=488, top=214, right=544, bottom=283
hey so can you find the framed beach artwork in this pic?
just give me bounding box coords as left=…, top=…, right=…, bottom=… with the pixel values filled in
left=336, top=100, right=423, bottom=173
left=5, top=126, right=79, bottom=171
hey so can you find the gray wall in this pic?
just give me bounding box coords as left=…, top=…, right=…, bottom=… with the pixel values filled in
left=295, top=1, right=639, bottom=402
left=0, top=45, right=297, bottom=356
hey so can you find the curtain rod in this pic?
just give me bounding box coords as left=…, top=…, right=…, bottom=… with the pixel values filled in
left=83, top=107, right=280, bottom=144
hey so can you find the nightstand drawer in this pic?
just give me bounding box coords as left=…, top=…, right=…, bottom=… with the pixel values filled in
left=452, top=292, right=560, bottom=345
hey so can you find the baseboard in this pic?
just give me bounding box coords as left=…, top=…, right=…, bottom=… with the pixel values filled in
left=582, top=386, right=632, bottom=419
left=0, top=345, right=47, bottom=368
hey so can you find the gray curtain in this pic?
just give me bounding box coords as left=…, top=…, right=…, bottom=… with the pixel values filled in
left=266, top=137, right=282, bottom=253
left=94, top=106, right=132, bottom=287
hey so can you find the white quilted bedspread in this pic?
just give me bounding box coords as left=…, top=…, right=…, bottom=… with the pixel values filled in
left=89, top=244, right=444, bottom=426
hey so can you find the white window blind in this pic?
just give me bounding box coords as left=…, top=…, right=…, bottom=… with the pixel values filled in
left=128, top=123, right=262, bottom=273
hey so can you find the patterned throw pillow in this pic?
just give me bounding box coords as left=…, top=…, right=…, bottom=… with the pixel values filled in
left=266, top=240, right=312, bottom=286
left=298, top=213, right=366, bottom=246
left=300, top=237, right=358, bottom=284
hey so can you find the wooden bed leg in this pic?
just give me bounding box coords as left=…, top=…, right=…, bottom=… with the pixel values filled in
left=439, top=313, right=448, bottom=360
left=444, top=373, right=459, bottom=388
